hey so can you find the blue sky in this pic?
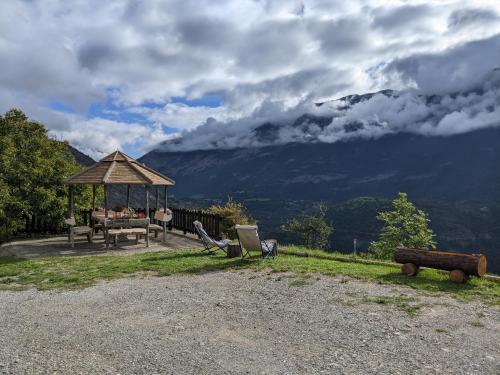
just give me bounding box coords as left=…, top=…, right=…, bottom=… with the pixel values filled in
left=50, top=93, right=224, bottom=157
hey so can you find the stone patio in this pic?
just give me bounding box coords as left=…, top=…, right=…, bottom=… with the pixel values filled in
left=0, top=230, right=202, bottom=259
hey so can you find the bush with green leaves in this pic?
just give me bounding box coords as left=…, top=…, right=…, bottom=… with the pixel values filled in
left=369, top=192, right=436, bottom=259
left=204, top=197, right=254, bottom=239
left=0, top=109, right=90, bottom=241
left=281, top=203, right=333, bottom=250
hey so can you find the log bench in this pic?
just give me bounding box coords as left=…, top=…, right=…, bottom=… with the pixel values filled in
left=394, top=247, right=487, bottom=283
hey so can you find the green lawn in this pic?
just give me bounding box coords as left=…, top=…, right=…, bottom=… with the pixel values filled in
left=0, top=247, right=498, bottom=304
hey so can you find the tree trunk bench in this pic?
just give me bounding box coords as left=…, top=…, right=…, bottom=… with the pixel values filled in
left=394, top=247, right=487, bottom=283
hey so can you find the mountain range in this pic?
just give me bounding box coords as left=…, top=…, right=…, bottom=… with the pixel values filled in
left=140, top=127, right=500, bottom=203
left=68, top=144, right=95, bottom=167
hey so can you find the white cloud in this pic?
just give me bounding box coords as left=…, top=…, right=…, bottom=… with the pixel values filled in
left=0, top=0, right=499, bottom=155
left=128, top=103, right=233, bottom=131
left=48, top=114, right=176, bottom=160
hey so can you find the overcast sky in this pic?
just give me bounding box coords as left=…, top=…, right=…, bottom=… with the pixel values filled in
left=1, top=0, right=499, bottom=158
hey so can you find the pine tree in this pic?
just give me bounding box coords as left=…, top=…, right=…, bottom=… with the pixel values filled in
left=369, top=193, right=436, bottom=259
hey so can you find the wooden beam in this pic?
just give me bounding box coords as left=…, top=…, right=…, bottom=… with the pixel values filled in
left=102, top=161, right=116, bottom=183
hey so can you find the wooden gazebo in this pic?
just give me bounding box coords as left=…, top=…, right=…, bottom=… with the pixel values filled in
left=66, top=150, right=175, bottom=223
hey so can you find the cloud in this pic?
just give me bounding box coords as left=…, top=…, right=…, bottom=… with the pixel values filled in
left=1, top=0, right=500, bottom=156
left=384, top=33, right=500, bottom=94
left=128, top=102, right=232, bottom=131
left=371, top=4, right=437, bottom=34
left=448, top=8, right=499, bottom=29
left=48, top=114, right=176, bottom=160
left=160, top=34, right=500, bottom=152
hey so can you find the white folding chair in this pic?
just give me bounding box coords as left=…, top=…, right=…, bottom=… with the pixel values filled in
left=235, top=224, right=277, bottom=259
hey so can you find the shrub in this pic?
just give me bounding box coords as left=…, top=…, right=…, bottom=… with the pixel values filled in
left=369, top=192, right=436, bottom=259
left=0, top=109, right=90, bottom=241
left=281, top=203, right=333, bottom=250
left=204, top=197, right=254, bottom=239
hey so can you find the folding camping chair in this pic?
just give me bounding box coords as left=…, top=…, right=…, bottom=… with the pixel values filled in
left=193, top=220, right=231, bottom=254
left=235, top=224, right=277, bottom=259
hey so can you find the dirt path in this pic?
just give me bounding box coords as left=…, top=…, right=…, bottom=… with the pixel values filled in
left=0, top=271, right=498, bottom=374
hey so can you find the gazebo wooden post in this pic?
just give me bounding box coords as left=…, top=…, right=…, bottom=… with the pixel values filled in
left=145, top=185, right=150, bottom=247
left=104, top=184, right=109, bottom=248
left=68, top=184, right=74, bottom=242
left=68, top=185, right=74, bottom=217
left=164, top=186, right=168, bottom=210
left=92, top=185, right=96, bottom=211
left=91, top=184, right=96, bottom=230
left=163, top=186, right=168, bottom=241
left=126, top=184, right=130, bottom=209
left=103, top=185, right=108, bottom=218
left=155, top=187, right=160, bottom=224
left=145, top=185, right=149, bottom=218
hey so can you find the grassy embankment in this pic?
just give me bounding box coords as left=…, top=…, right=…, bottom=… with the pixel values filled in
left=0, top=246, right=498, bottom=304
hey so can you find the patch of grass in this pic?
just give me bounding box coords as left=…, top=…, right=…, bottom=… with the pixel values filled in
left=0, top=248, right=499, bottom=305
left=361, top=295, right=423, bottom=316
left=469, top=321, right=485, bottom=328
left=265, top=248, right=500, bottom=305
left=435, top=328, right=448, bottom=333
left=289, top=274, right=313, bottom=287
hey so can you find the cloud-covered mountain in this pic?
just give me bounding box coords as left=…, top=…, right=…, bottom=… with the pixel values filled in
left=67, top=145, right=95, bottom=167
left=141, top=126, right=500, bottom=203
left=159, top=61, right=500, bottom=152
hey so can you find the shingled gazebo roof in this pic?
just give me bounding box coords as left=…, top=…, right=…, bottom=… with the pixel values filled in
left=66, top=150, right=175, bottom=186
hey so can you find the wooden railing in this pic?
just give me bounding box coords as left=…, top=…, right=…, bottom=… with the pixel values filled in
left=168, top=208, right=221, bottom=240
left=21, top=207, right=221, bottom=240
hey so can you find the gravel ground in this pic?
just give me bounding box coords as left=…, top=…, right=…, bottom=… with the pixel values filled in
left=0, top=271, right=498, bottom=375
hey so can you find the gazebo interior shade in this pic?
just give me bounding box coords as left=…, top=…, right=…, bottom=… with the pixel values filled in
left=66, top=151, right=175, bottom=186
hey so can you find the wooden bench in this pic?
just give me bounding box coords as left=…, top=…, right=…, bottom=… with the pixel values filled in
left=64, top=217, right=93, bottom=248
left=108, top=228, right=147, bottom=246
left=104, top=218, right=150, bottom=248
